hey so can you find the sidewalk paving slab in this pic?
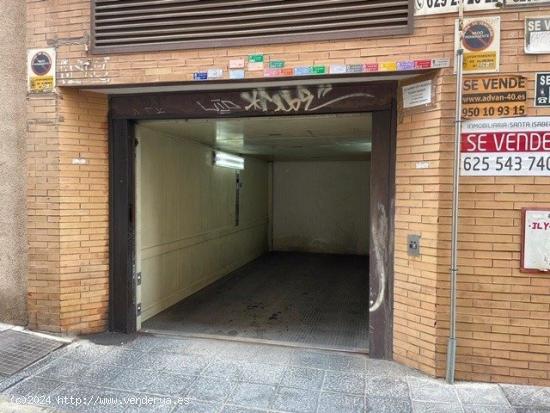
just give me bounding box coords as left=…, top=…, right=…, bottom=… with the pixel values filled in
left=0, top=332, right=549, bottom=413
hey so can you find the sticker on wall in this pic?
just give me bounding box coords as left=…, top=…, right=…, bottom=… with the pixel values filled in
left=521, top=208, right=550, bottom=273
left=27, top=48, right=56, bottom=93
left=207, top=68, right=223, bottom=79
left=229, top=69, right=245, bottom=80
left=525, top=17, right=550, bottom=54
left=346, top=64, right=363, bottom=73
left=460, top=117, right=550, bottom=176
left=414, top=60, right=432, bottom=69
left=535, top=73, right=550, bottom=107
left=269, top=60, right=285, bottom=69
left=462, top=75, right=526, bottom=119
left=193, top=72, right=208, bottom=80
left=294, top=66, right=312, bottom=76
left=402, top=80, right=433, bottom=108
left=311, top=66, right=326, bottom=75
left=380, top=62, right=398, bottom=72
left=455, top=16, right=500, bottom=73
left=365, top=63, right=379, bottom=72
left=432, top=58, right=450, bottom=69
left=264, top=69, right=282, bottom=77
left=229, top=59, right=245, bottom=69
left=330, top=64, right=347, bottom=74
left=397, top=61, right=415, bottom=71
left=248, top=54, right=264, bottom=71
left=415, top=0, right=497, bottom=16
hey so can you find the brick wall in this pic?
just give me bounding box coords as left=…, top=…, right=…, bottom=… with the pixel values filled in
left=27, top=95, right=61, bottom=332
left=58, top=90, right=109, bottom=334
left=26, top=0, right=550, bottom=384
left=26, top=88, right=108, bottom=334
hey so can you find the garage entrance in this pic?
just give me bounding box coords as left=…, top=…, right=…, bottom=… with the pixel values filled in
left=135, top=113, right=371, bottom=352
left=108, top=81, right=396, bottom=359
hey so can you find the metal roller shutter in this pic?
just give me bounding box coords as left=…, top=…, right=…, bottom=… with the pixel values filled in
left=92, top=0, right=413, bottom=53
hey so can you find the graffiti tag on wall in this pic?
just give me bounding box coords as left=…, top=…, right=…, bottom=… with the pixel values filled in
left=58, top=57, right=111, bottom=85
left=196, top=85, right=374, bottom=114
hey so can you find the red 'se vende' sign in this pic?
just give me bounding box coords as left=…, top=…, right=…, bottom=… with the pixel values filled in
left=460, top=117, right=550, bottom=176
left=461, top=131, right=550, bottom=153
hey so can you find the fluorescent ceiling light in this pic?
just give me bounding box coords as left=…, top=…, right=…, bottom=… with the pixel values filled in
left=213, top=151, right=244, bottom=170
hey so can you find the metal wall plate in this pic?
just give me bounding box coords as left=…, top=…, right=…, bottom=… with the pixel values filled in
left=407, top=234, right=421, bottom=256
left=0, top=331, right=63, bottom=376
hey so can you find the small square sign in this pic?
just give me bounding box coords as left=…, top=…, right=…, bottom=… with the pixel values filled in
left=414, top=60, right=432, bottom=69
left=193, top=72, right=208, bottom=81
left=397, top=61, right=415, bottom=71
left=330, top=64, right=347, bottom=74
left=311, top=66, right=326, bottom=75
left=207, top=68, right=223, bottom=79
left=294, top=67, right=312, bottom=76
left=346, top=64, right=363, bottom=73
left=264, top=69, right=281, bottom=77
left=27, top=48, right=56, bottom=93
left=269, top=60, right=285, bottom=69
left=229, top=69, right=245, bottom=80
left=365, top=63, right=379, bottom=72
left=229, top=59, right=245, bottom=69
left=248, top=55, right=264, bottom=71
left=535, top=73, right=550, bottom=107
left=380, top=62, right=397, bottom=71
left=248, top=54, right=264, bottom=63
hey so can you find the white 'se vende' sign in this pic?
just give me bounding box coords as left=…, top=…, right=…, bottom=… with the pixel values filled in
left=461, top=117, right=550, bottom=176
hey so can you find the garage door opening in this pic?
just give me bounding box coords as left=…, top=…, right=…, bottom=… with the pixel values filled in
left=108, top=81, right=396, bottom=359
left=135, top=113, right=372, bottom=352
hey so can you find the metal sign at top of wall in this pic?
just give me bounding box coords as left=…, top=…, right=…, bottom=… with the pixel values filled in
left=525, top=17, right=550, bottom=54
left=415, top=0, right=550, bottom=15
left=506, top=0, right=550, bottom=6
left=414, top=0, right=498, bottom=16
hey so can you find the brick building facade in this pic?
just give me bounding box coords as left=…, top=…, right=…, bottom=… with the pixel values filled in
left=22, top=0, right=550, bottom=386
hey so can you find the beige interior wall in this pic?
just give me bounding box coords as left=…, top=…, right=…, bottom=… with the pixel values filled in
left=136, top=125, right=268, bottom=321
left=272, top=160, right=370, bottom=255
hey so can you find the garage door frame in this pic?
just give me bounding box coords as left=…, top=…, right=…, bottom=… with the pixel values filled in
left=108, top=81, right=397, bottom=359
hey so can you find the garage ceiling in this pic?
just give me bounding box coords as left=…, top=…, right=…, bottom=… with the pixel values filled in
left=139, top=113, right=372, bottom=161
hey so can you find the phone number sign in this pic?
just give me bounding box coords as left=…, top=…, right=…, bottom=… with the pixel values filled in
left=415, top=0, right=498, bottom=15
left=461, top=117, right=550, bottom=176
left=462, top=75, right=526, bottom=119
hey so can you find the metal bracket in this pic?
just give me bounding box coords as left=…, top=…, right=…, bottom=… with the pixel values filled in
left=407, top=234, right=421, bottom=257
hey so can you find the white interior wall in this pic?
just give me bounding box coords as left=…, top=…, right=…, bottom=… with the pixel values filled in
left=272, top=161, right=370, bottom=255
left=136, top=125, right=268, bottom=321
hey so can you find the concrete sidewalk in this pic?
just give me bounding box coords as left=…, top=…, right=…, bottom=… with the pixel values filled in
left=0, top=333, right=548, bottom=413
